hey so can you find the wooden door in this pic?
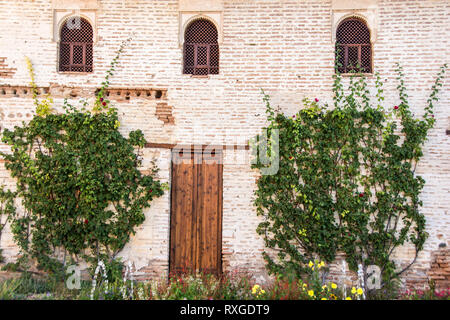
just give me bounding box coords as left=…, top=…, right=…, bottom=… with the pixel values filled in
left=170, top=150, right=222, bottom=275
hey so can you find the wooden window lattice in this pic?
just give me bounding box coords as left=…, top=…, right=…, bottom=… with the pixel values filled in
left=336, top=18, right=372, bottom=73
left=183, top=19, right=219, bottom=75
left=59, top=18, right=93, bottom=72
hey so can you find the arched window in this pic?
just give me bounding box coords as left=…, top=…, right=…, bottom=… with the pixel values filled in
left=336, top=17, right=372, bottom=73
left=183, top=19, right=219, bottom=75
left=59, top=17, right=93, bottom=72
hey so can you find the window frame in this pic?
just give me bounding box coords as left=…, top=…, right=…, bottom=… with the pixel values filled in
left=183, top=18, right=219, bottom=76
left=335, top=17, right=373, bottom=75
left=58, top=17, right=94, bottom=74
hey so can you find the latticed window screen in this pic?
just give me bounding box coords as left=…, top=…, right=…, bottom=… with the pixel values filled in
left=59, top=17, right=93, bottom=72
left=336, top=18, right=372, bottom=73
left=183, top=19, right=219, bottom=75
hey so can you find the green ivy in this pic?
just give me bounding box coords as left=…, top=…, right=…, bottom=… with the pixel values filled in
left=0, top=187, right=16, bottom=263
left=252, top=63, right=447, bottom=291
left=0, top=39, right=166, bottom=277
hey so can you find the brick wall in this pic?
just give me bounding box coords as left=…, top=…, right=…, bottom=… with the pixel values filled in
left=426, top=248, right=450, bottom=290
left=0, top=0, right=448, bottom=289
left=0, top=57, right=16, bottom=78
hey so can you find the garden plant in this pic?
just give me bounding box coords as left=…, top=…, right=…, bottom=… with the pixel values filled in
left=0, top=39, right=165, bottom=280
left=252, top=61, right=447, bottom=297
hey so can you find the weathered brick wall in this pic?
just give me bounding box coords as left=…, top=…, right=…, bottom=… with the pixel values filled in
left=0, top=0, right=448, bottom=289
left=426, top=247, right=450, bottom=290
left=0, top=57, right=16, bottom=78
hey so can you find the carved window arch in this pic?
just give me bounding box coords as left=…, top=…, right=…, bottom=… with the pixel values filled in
left=335, top=17, right=372, bottom=73
left=183, top=18, right=219, bottom=75
left=59, top=17, right=93, bottom=72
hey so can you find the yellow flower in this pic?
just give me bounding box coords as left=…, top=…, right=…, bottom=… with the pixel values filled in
left=308, top=290, right=315, bottom=297
left=252, top=284, right=260, bottom=295
left=252, top=284, right=266, bottom=297
left=318, top=261, right=325, bottom=269
left=345, top=297, right=352, bottom=300
left=341, top=209, right=349, bottom=218
left=330, top=293, right=337, bottom=300
left=351, top=287, right=356, bottom=294
left=308, top=261, right=314, bottom=268
left=321, top=298, right=327, bottom=300
left=357, top=288, right=364, bottom=295
left=322, top=285, right=327, bottom=290
left=331, top=283, right=337, bottom=289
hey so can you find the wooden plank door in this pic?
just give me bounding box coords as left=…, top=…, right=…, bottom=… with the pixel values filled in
left=170, top=150, right=222, bottom=275
left=170, top=151, right=196, bottom=274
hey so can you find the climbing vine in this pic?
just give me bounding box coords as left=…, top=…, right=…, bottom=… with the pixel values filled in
left=252, top=63, right=447, bottom=291
left=0, top=38, right=166, bottom=276
left=0, top=187, right=16, bottom=263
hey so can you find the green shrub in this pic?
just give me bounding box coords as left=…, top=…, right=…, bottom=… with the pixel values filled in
left=0, top=39, right=166, bottom=277
left=1, top=262, right=21, bottom=272
left=1, top=269, right=447, bottom=300
left=13, top=272, right=56, bottom=295
left=0, top=187, right=16, bottom=263
left=0, top=278, right=21, bottom=300
left=252, top=63, right=447, bottom=292
left=148, top=272, right=254, bottom=300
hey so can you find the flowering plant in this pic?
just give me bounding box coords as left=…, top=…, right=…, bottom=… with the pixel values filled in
left=253, top=62, right=447, bottom=294
left=0, top=39, right=165, bottom=276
